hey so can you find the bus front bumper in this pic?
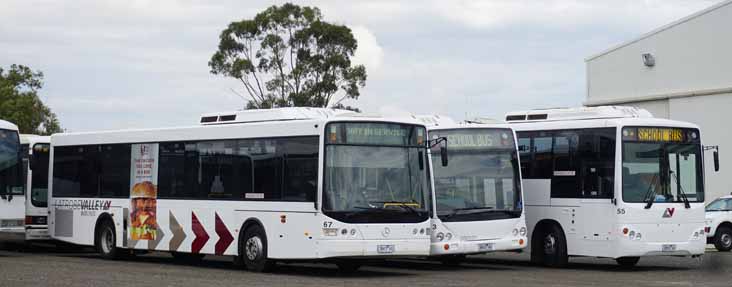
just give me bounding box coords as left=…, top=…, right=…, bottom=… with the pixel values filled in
left=614, top=239, right=706, bottom=258
left=316, top=239, right=430, bottom=258
left=25, top=226, right=50, bottom=241
left=430, top=236, right=527, bottom=256
left=0, top=228, right=26, bottom=242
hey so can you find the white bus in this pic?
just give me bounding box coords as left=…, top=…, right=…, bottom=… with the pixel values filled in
left=417, top=115, right=527, bottom=264
left=506, top=106, right=713, bottom=267
left=0, top=120, right=24, bottom=242
left=20, top=135, right=52, bottom=241
left=49, top=108, right=434, bottom=272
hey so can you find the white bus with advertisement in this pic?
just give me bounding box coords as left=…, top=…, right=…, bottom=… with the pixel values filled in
left=49, top=108, right=435, bottom=272
left=417, top=115, right=527, bottom=265
left=0, top=120, right=24, bottom=242
left=507, top=106, right=715, bottom=267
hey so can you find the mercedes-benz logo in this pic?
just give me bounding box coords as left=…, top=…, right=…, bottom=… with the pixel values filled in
left=381, top=227, right=391, bottom=237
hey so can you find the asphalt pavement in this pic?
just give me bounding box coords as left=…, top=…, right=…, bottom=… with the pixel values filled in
left=0, top=244, right=730, bottom=287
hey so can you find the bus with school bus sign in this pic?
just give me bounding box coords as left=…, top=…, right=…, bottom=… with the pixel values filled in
left=416, top=115, right=527, bottom=265
left=506, top=106, right=716, bottom=268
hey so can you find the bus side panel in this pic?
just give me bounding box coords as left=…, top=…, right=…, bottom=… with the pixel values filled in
left=50, top=198, right=126, bottom=247
left=123, top=200, right=318, bottom=259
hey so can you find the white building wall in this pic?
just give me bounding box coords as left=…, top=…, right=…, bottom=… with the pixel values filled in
left=586, top=1, right=732, bottom=104
left=585, top=1, right=732, bottom=203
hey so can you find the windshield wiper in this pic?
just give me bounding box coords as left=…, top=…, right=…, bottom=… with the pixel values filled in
left=643, top=173, right=659, bottom=209
left=368, top=201, right=422, bottom=215
left=443, top=207, right=495, bottom=220
left=670, top=171, right=691, bottom=209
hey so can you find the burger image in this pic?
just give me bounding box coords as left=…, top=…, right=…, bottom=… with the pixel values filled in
left=130, top=181, right=157, bottom=240
left=132, top=181, right=157, bottom=198
left=131, top=198, right=157, bottom=240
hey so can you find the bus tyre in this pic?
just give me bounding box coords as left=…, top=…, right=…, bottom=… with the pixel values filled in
left=538, top=224, right=568, bottom=268
left=615, top=257, right=640, bottom=267
left=240, top=225, right=274, bottom=272
left=336, top=261, right=362, bottom=273
left=95, top=220, right=119, bottom=260
left=713, top=226, right=732, bottom=252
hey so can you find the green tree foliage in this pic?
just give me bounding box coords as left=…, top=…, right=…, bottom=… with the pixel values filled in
left=209, top=3, right=367, bottom=110
left=0, top=64, right=62, bottom=135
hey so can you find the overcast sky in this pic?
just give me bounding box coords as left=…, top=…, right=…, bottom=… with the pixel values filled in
left=0, top=0, right=721, bottom=132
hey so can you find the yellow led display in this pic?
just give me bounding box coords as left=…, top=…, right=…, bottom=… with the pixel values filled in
left=637, top=128, right=684, bottom=142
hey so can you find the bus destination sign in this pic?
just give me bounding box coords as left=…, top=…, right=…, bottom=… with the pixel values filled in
left=637, top=128, right=684, bottom=142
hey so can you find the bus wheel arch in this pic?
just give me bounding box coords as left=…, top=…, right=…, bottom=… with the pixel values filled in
left=530, top=219, right=568, bottom=268
left=94, top=213, right=119, bottom=260
left=237, top=218, right=274, bottom=272
left=714, top=222, right=732, bottom=252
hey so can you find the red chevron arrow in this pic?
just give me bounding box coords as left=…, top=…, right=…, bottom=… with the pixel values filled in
left=191, top=212, right=209, bottom=254
left=215, top=213, right=234, bottom=255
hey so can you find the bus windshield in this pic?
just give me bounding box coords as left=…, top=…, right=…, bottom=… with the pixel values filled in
left=622, top=127, right=704, bottom=203
left=323, top=122, right=430, bottom=223
left=0, top=129, right=22, bottom=195
left=31, top=143, right=50, bottom=207
left=430, top=128, right=522, bottom=222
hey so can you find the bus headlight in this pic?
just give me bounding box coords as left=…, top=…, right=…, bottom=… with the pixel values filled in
left=629, top=231, right=636, bottom=240
left=519, top=227, right=527, bottom=236
left=512, top=228, right=519, bottom=236
left=445, top=233, right=453, bottom=241
left=436, top=232, right=445, bottom=241
left=635, top=233, right=642, bottom=240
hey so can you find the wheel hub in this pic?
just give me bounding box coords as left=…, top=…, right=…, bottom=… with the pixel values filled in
left=102, top=227, right=113, bottom=254
left=245, top=236, right=263, bottom=261
left=543, top=234, right=556, bottom=255
left=721, top=233, right=732, bottom=248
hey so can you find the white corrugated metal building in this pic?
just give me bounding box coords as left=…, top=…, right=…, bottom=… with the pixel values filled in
left=585, top=0, right=732, bottom=202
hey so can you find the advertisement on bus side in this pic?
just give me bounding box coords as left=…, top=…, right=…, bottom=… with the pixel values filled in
left=129, top=143, right=159, bottom=241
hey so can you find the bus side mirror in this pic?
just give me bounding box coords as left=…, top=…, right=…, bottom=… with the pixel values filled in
left=714, top=150, right=720, bottom=172
left=440, top=146, right=448, bottom=167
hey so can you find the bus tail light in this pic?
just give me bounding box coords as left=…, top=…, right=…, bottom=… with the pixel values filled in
left=25, top=216, right=47, bottom=225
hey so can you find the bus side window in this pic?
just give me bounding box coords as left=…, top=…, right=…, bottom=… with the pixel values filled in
left=551, top=131, right=581, bottom=198
left=98, top=144, right=131, bottom=198
left=577, top=129, right=615, bottom=199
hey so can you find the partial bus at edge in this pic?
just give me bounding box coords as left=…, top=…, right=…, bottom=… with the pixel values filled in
left=507, top=107, right=714, bottom=268
left=0, top=120, right=23, bottom=242
left=49, top=108, right=433, bottom=272
left=418, top=115, right=527, bottom=265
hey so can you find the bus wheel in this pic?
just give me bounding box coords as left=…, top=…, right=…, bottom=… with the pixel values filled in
left=539, top=224, right=568, bottom=268
left=714, top=226, right=732, bottom=252
left=336, top=261, right=362, bottom=273
left=95, top=220, right=119, bottom=260
left=440, top=254, right=466, bottom=266
left=615, top=257, right=640, bottom=267
left=241, top=225, right=274, bottom=272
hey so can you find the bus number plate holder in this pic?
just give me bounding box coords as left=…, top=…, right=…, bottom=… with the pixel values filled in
left=479, top=243, right=495, bottom=251
left=662, top=244, right=676, bottom=252
left=377, top=245, right=395, bottom=254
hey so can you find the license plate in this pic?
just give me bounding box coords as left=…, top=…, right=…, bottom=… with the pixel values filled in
left=478, top=243, right=495, bottom=251
left=377, top=244, right=395, bottom=254
left=662, top=244, right=677, bottom=252
left=0, top=220, right=22, bottom=228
